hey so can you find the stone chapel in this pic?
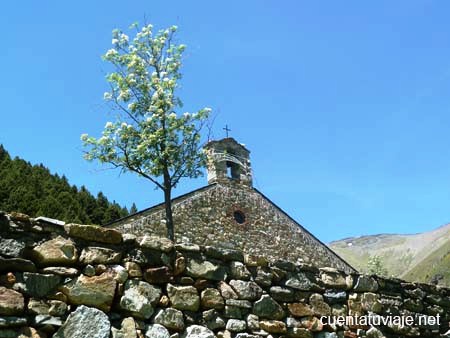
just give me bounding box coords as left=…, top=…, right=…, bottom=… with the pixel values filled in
left=106, top=138, right=355, bottom=273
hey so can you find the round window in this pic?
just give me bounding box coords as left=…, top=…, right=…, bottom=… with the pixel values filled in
left=233, top=210, right=246, bottom=224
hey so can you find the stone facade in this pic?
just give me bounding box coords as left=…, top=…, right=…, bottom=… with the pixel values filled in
left=0, top=212, right=449, bottom=338
left=108, top=183, right=355, bottom=274
left=107, top=138, right=355, bottom=274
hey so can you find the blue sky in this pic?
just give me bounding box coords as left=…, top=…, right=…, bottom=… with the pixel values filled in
left=2, top=1, right=450, bottom=242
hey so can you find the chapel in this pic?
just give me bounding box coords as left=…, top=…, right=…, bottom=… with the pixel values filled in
left=106, top=138, right=355, bottom=273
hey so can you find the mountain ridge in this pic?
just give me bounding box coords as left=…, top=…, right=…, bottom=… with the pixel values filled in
left=329, top=223, right=450, bottom=286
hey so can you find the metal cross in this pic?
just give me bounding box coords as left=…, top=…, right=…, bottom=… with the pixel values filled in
left=223, top=125, right=231, bottom=137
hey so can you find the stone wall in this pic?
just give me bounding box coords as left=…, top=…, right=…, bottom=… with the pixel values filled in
left=107, top=183, right=355, bottom=274
left=0, top=211, right=449, bottom=338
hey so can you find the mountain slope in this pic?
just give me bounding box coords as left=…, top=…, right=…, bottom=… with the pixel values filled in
left=0, top=145, right=129, bottom=224
left=329, top=223, right=450, bottom=286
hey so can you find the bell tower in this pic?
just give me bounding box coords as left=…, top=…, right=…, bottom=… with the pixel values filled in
left=204, top=138, right=252, bottom=187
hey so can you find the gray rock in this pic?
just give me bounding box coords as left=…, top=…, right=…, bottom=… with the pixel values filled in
left=140, top=235, right=174, bottom=253
left=146, top=324, right=170, bottom=338
left=31, top=236, right=78, bottom=266
left=204, top=246, right=244, bottom=261
left=111, top=317, right=137, bottom=338
left=354, top=275, right=378, bottom=292
left=49, top=300, right=68, bottom=316
left=120, top=279, right=161, bottom=319
left=252, top=295, right=284, bottom=319
left=0, top=257, right=36, bottom=272
left=60, top=272, right=116, bottom=312
left=269, top=286, right=294, bottom=302
left=229, top=280, right=262, bottom=301
left=201, top=288, right=224, bottom=310
left=65, top=223, right=122, bottom=244
left=285, top=272, right=316, bottom=291
left=203, top=309, right=226, bottom=330
left=0, top=237, right=25, bottom=257
left=246, top=314, right=259, bottom=330
left=167, top=284, right=200, bottom=311
left=53, top=305, right=110, bottom=338
left=154, top=308, right=185, bottom=331
left=27, top=299, right=49, bottom=315
left=225, top=299, right=252, bottom=309
left=0, top=287, right=24, bottom=315
left=80, top=246, right=122, bottom=264
left=0, top=316, right=27, bottom=328
left=229, top=262, right=251, bottom=280
left=324, top=290, right=347, bottom=304
left=186, top=259, right=227, bottom=281
left=254, top=267, right=272, bottom=287
left=226, top=319, right=246, bottom=332
left=34, top=315, right=64, bottom=326
left=23, top=272, right=60, bottom=298
left=182, top=325, right=215, bottom=338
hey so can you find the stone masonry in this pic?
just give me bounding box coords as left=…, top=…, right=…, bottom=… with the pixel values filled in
left=0, top=211, right=449, bottom=338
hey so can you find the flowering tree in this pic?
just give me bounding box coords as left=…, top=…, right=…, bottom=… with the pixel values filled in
left=81, top=23, right=210, bottom=241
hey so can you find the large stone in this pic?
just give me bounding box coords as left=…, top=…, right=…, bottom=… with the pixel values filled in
left=53, top=305, right=110, bottom=338
left=229, top=261, right=251, bottom=280
left=204, top=246, right=244, bottom=262
left=140, top=235, right=174, bottom=253
left=34, top=315, right=63, bottom=326
left=229, top=280, right=263, bottom=300
left=285, top=272, right=316, bottom=291
left=186, top=258, right=227, bottom=281
left=0, top=287, right=24, bottom=315
left=226, top=319, right=246, bottom=332
left=60, top=272, right=116, bottom=312
left=41, top=267, right=79, bottom=276
left=323, top=290, right=347, bottom=304
left=354, top=275, right=378, bottom=292
left=320, top=268, right=347, bottom=289
left=167, top=284, right=200, bottom=311
left=31, top=236, right=77, bottom=266
left=270, top=286, right=295, bottom=302
left=203, top=309, right=226, bottom=330
left=23, top=272, right=60, bottom=297
left=79, top=247, right=122, bottom=264
left=361, top=292, right=382, bottom=313
left=0, top=316, right=27, bottom=328
left=201, top=288, right=225, bottom=310
left=182, top=325, right=215, bottom=338
left=259, top=320, right=287, bottom=334
left=120, top=279, right=161, bottom=319
left=111, top=317, right=137, bottom=338
left=65, top=223, right=122, bottom=244
left=0, top=237, right=25, bottom=257
left=218, top=281, right=238, bottom=300
left=145, top=324, right=170, bottom=338
left=27, top=299, right=50, bottom=315
left=154, top=308, right=185, bottom=331
left=143, top=266, right=172, bottom=284
left=0, top=327, right=46, bottom=338
left=0, top=257, right=36, bottom=272
left=252, top=295, right=284, bottom=319
left=288, top=303, right=314, bottom=317
left=309, top=293, right=331, bottom=316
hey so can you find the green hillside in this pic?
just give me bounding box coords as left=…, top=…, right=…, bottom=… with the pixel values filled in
left=329, top=224, right=450, bottom=286
left=403, top=238, right=450, bottom=286
left=0, top=145, right=130, bottom=224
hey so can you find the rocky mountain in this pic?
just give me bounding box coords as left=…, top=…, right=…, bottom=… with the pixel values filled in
left=329, top=223, right=450, bottom=286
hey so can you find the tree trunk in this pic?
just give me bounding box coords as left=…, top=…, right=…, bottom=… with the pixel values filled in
left=163, top=170, right=174, bottom=241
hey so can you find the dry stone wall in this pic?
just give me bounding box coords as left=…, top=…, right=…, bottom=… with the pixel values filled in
left=0, top=211, right=449, bottom=338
